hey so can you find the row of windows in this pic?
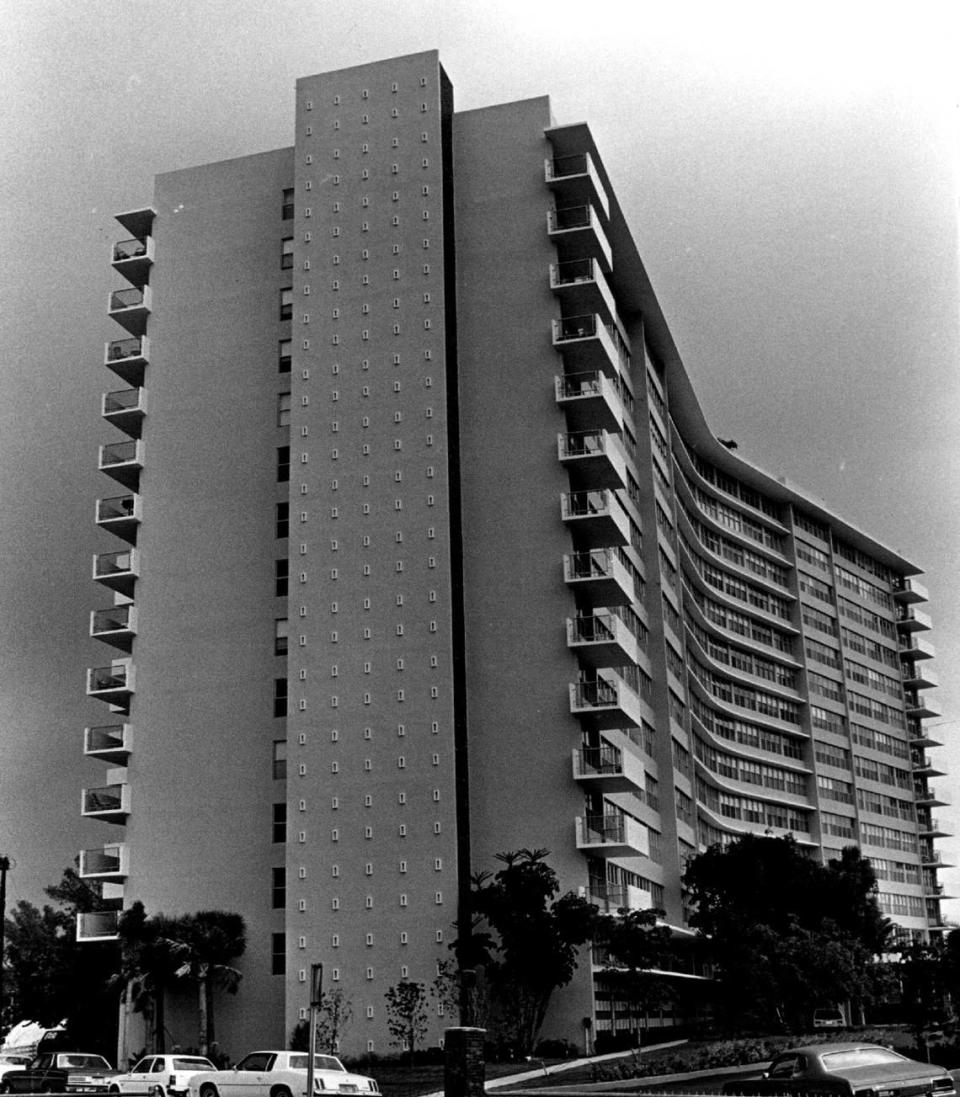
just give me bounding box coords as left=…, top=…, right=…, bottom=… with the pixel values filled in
left=855, top=755, right=912, bottom=790
left=796, top=539, right=830, bottom=572
left=804, top=637, right=841, bottom=670
left=838, top=596, right=898, bottom=640
left=833, top=539, right=896, bottom=585
left=857, top=787, right=914, bottom=822
left=848, top=691, right=905, bottom=728
left=686, top=583, right=793, bottom=654
left=817, top=774, right=853, bottom=804
left=690, top=694, right=804, bottom=759
left=798, top=572, right=833, bottom=603
left=860, top=821, right=919, bottom=853
left=686, top=655, right=801, bottom=724
left=696, top=778, right=810, bottom=832
left=683, top=538, right=792, bottom=620
left=695, top=735, right=807, bottom=796
left=844, top=659, right=902, bottom=700
left=810, top=705, right=847, bottom=735
left=687, top=616, right=797, bottom=688
left=820, top=810, right=857, bottom=839
left=835, top=565, right=893, bottom=610
left=680, top=469, right=785, bottom=551
left=801, top=604, right=837, bottom=636
left=877, top=892, right=927, bottom=918
left=814, top=741, right=850, bottom=769
left=688, top=451, right=783, bottom=522
left=851, top=723, right=911, bottom=760
left=840, top=627, right=900, bottom=669
left=808, top=670, right=844, bottom=704
left=680, top=500, right=789, bottom=586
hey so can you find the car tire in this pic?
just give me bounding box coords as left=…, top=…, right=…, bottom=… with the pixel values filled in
left=199, top=1085, right=218, bottom=1097
left=271, top=1087, right=293, bottom=1097
left=150, top=1087, right=165, bottom=1097
left=0, top=1084, right=10, bottom=1095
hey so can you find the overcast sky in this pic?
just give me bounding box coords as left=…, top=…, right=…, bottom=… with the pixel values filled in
left=2, top=0, right=959, bottom=919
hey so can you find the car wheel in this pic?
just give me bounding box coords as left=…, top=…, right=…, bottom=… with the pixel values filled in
left=149, top=1088, right=165, bottom=1097
left=0, top=1085, right=10, bottom=1095
left=270, top=1087, right=292, bottom=1097
left=199, top=1085, right=218, bottom=1097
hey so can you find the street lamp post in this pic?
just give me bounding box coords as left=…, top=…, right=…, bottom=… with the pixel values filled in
left=0, top=856, right=11, bottom=1033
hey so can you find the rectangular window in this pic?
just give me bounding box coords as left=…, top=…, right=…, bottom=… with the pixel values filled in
left=275, top=558, right=289, bottom=597
left=282, top=189, right=294, bottom=220
left=277, top=392, right=292, bottom=427
left=272, top=802, right=287, bottom=843
left=274, top=618, right=289, bottom=656
left=272, top=866, right=286, bottom=909
left=280, top=288, right=293, bottom=320
left=274, top=678, right=288, bottom=718
left=277, top=446, right=290, bottom=482
left=276, top=502, right=289, bottom=539
left=272, top=740, right=287, bottom=780
left=279, top=339, right=292, bottom=374
left=281, top=237, right=294, bottom=269
left=271, top=932, right=286, bottom=974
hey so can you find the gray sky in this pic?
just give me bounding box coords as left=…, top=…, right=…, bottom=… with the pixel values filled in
left=2, top=0, right=959, bottom=919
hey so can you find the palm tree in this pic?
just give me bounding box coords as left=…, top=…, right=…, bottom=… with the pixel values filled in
left=175, top=911, right=246, bottom=1055
left=116, top=903, right=190, bottom=1052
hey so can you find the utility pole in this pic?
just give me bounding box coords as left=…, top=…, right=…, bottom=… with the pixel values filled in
left=306, top=963, right=322, bottom=1097
left=0, top=856, right=11, bottom=1035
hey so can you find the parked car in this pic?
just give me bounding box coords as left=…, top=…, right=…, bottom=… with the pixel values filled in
left=813, top=1007, right=846, bottom=1028
left=109, top=1057, right=216, bottom=1097
left=0, top=1060, right=30, bottom=1085
left=186, top=1052, right=379, bottom=1097
left=722, top=1043, right=956, bottom=1097
left=1, top=1053, right=119, bottom=1094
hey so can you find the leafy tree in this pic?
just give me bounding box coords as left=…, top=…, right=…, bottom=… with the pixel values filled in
left=463, top=849, right=599, bottom=1057
left=431, top=959, right=491, bottom=1032
left=174, top=911, right=246, bottom=1056
left=684, top=835, right=891, bottom=1031
left=290, top=990, right=354, bottom=1054
left=899, top=942, right=953, bottom=1057
left=597, top=907, right=673, bottom=1044
left=116, top=903, right=190, bottom=1052
left=384, top=981, right=428, bottom=1060
left=3, top=865, right=119, bottom=1057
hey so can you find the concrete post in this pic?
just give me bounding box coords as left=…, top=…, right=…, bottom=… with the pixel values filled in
left=444, top=1027, right=486, bottom=1097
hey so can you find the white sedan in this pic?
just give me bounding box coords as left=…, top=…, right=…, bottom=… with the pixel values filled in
left=109, top=1056, right=217, bottom=1097
left=187, top=1052, right=378, bottom=1097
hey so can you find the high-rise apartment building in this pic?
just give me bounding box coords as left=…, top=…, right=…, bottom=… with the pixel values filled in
left=80, top=50, right=948, bottom=1058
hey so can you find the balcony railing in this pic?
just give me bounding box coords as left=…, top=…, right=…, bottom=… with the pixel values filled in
left=893, top=577, right=929, bottom=603
left=111, top=234, right=154, bottom=288
left=84, top=723, right=132, bottom=761
left=901, top=662, right=938, bottom=689
left=79, top=844, right=126, bottom=880
left=76, top=910, right=120, bottom=942
left=563, top=549, right=636, bottom=605
left=560, top=489, right=632, bottom=548
left=93, top=549, right=138, bottom=596
left=81, top=782, right=129, bottom=819
left=550, top=257, right=617, bottom=318
left=897, top=605, right=932, bottom=632
left=95, top=494, right=140, bottom=544
left=577, top=744, right=622, bottom=775
left=544, top=152, right=610, bottom=216
left=575, top=810, right=648, bottom=856
left=99, top=440, right=142, bottom=489
left=87, top=662, right=134, bottom=708
left=567, top=610, right=646, bottom=667
left=105, top=336, right=148, bottom=384
left=555, top=371, right=629, bottom=433
left=558, top=429, right=627, bottom=490
left=90, top=605, right=136, bottom=650
left=569, top=668, right=648, bottom=730
left=552, top=314, right=630, bottom=379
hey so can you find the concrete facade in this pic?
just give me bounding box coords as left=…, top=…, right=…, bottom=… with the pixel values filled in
left=82, top=51, right=948, bottom=1061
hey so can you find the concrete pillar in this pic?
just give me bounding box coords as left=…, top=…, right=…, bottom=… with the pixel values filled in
left=444, top=1027, right=486, bottom=1097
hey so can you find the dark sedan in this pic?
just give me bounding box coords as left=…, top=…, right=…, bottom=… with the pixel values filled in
left=722, top=1044, right=956, bottom=1097
left=1, top=1053, right=119, bottom=1094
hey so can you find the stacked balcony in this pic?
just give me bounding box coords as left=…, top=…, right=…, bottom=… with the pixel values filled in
left=105, top=336, right=149, bottom=386
left=107, top=286, right=151, bottom=336
left=95, top=494, right=141, bottom=545
left=567, top=610, right=645, bottom=667
left=575, top=808, right=649, bottom=858
left=555, top=371, right=627, bottom=433
left=93, top=549, right=138, bottom=597
left=563, top=549, right=636, bottom=606
left=552, top=315, right=629, bottom=381
left=569, top=669, right=647, bottom=730
left=99, top=439, right=143, bottom=490
left=586, top=883, right=655, bottom=914
left=90, top=605, right=137, bottom=651
left=102, top=387, right=146, bottom=438
left=81, top=781, right=130, bottom=822
left=561, top=490, right=631, bottom=547
left=897, top=605, right=933, bottom=633
left=545, top=152, right=610, bottom=218
left=902, top=661, right=938, bottom=691
left=547, top=204, right=612, bottom=271
left=83, top=723, right=132, bottom=763
left=87, top=660, right=134, bottom=707
left=111, top=207, right=155, bottom=287
left=76, top=910, right=120, bottom=942
left=558, top=430, right=628, bottom=491
left=572, top=740, right=646, bottom=795
left=915, top=786, right=951, bottom=808
left=79, top=843, right=128, bottom=882
left=905, top=691, right=941, bottom=720
left=892, top=577, right=929, bottom=604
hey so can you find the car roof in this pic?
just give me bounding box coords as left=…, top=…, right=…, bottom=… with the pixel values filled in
left=786, top=1045, right=893, bottom=1056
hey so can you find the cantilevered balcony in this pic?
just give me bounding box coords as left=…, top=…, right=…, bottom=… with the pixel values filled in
left=552, top=314, right=629, bottom=379
left=587, top=883, right=655, bottom=914
left=902, top=662, right=938, bottom=690
left=79, top=843, right=128, bottom=882
left=915, top=786, right=951, bottom=807
left=107, top=286, right=151, bottom=336
left=111, top=235, right=154, bottom=288
left=563, top=549, right=637, bottom=606
left=87, top=661, right=134, bottom=707
left=572, top=741, right=646, bottom=795
left=917, top=815, right=950, bottom=839
left=105, top=335, right=149, bottom=386
left=575, top=809, right=648, bottom=858
left=93, top=549, right=139, bottom=596
left=561, top=489, right=631, bottom=548
left=83, top=723, right=132, bottom=763
left=99, top=439, right=143, bottom=490
left=555, top=371, right=627, bottom=433
left=95, top=493, right=141, bottom=544
left=558, top=430, right=628, bottom=490
left=81, top=781, right=130, bottom=822
left=905, top=691, right=941, bottom=719
left=900, top=635, right=936, bottom=661
left=102, top=387, right=146, bottom=438
left=570, top=669, right=647, bottom=730
left=550, top=258, right=617, bottom=321
left=898, top=606, right=933, bottom=632
left=545, top=153, right=610, bottom=218
left=76, top=910, right=120, bottom=942
left=90, top=604, right=137, bottom=651
left=547, top=204, right=612, bottom=270
left=567, top=610, right=645, bottom=668
left=912, top=752, right=945, bottom=778
left=921, top=849, right=954, bottom=868
left=893, top=577, right=929, bottom=604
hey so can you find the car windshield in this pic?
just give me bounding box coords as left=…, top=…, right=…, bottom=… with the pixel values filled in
left=822, top=1050, right=906, bottom=1070
left=61, top=1057, right=111, bottom=1070
left=288, top=1057, right=344, bottom=1072
left=172, top=1060, right=214, bottom=1071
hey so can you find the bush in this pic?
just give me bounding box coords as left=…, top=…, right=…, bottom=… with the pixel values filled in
left=534, top=1038, right=579, bottom=1059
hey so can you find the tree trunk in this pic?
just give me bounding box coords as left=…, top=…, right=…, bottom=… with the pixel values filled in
left=155, top=982, right=166, bottom=1053
left=198, top=971, right=209, bottom=1055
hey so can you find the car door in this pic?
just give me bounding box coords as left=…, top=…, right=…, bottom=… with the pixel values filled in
left=123, top=1058, right=156, bottom=1095
left=220, top=1054, right=273, bottom=1097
